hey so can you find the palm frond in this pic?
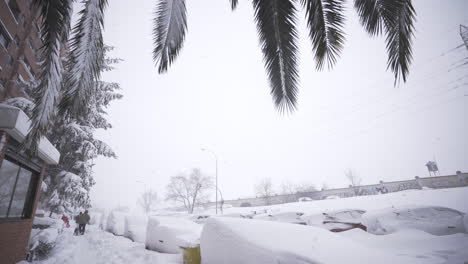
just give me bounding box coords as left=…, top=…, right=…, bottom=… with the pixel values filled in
left=302, top=0, right=346, bottom=70
left=28, top=0, right=73, bottom=151
left=230, top=0, right=238, bottom=10
left=252, top=0, right=300, bottom=112
left=354, top=0, right=383, bottom=36
left=380, top=0, right=415, bottom=83
left=153, top=0, right=187, bottom=73
left=354, top=0, right=415, bottom=83
left=59, top=0, right=108, bottom=117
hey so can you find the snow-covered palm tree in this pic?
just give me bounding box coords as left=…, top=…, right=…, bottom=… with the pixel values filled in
left=30, top=0, right=415, bottom=145
left=28, top=0, right=107, bottom=150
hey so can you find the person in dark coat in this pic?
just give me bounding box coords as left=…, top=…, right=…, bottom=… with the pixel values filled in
left=74, top=212, right=83, bottom=235
left=77, top=210, right=91, bottom=235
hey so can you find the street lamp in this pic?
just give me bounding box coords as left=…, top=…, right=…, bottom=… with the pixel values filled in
left=201, top=148, right=219, bottom=214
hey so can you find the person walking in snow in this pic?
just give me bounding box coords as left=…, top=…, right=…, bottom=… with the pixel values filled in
left=74, top=212, right=83, bottom=235
left=77, top=210, right=91, bottom=235
left=61, top=215, right=70, bottom=228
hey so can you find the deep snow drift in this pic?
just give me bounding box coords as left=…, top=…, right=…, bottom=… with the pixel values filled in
left=26, top=187, right=468, bottom=264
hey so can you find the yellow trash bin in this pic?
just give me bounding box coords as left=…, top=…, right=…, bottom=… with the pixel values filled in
left=181, top=245, right=201, bottom=264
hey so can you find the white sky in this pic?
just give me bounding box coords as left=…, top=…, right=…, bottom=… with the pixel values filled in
left=90, top=0, right=468, bottom=211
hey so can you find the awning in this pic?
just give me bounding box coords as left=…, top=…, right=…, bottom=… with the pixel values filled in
left=0, top=103, right=60, bottom=165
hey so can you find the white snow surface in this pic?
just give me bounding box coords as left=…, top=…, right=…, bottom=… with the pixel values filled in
left=30, top=226, right=181, bottom=264
left=25, top=187, right=468, bottom=264
left=145, top=216, right=202, bottom=253
left=124, top=215, right=148, bottom=243
left=105, top=211, right=128, bottom=236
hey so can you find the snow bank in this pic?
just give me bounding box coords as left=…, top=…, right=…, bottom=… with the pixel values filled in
left=99, top=210, right=108, bottom=230
left=89, top=212, right=103, bottom=225
left=200, top=217, right=418, bottom=264
left=106, top=211, right=128, bottom=236
left=362, top=205, right=466, bottom=236
left=124, top=215, right=148, bottom=243
left=145, top=216, right=202, bottom=253
left=33, top=216, right=60, bottom=228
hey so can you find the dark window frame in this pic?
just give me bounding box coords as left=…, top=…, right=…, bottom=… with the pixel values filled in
left=0, top=155, right=39, bottom=222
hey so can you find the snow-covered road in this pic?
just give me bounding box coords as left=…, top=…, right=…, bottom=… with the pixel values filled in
left=32, top=226, right=181, bottom=264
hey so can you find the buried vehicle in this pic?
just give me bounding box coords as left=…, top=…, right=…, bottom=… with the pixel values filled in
left=302, top=209, right=367, bottom=232
left=362, top=205, right=466, bottom=236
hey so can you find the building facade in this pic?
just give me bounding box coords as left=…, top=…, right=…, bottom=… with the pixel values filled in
left=0, top=0, right=43, bottom=101
left=0, top=1, right=58, bottom=263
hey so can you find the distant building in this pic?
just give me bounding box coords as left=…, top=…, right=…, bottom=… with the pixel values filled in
left=0, top=0, right=44, bottom=101
left=0, top=1, right=60, bottom=263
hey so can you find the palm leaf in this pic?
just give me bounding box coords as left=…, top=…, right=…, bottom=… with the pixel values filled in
left=153, top=0, right=187, bottom=73
left=380, top=0, right=415, bottom=83
left=59, top=0, right=108, bottom=117
left=354, top=0, right=415, bottom=83
left=252, top=0, right=300, bottom=112
left=230, top=0, right=238, bottom=10
left=354, top=0, right=383, bottom=36
left=28, top=0, right=73, bottom=150
left=302, top=0, right=346, bottom=70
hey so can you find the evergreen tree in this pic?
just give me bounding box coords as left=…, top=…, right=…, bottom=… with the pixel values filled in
left=6, top=49, right=122, bottom=216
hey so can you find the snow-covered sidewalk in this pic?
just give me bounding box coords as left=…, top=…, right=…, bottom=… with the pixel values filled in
left=30, top=226, right=181, bottom=264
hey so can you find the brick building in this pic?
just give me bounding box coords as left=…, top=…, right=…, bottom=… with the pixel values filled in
left=0, top=1, right=60, bottom=263
left=0, top=0, right=43, bottom=101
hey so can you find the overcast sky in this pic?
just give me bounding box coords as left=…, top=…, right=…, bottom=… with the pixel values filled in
left=89, top=0, right=468, bottom=211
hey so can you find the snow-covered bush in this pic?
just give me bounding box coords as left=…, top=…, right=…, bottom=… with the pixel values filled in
left=362, top=206, right=465, bottom=235
left=145, top=216, right=202, bottom=253
left=28, top=228, right=59, bottom=261
left=200, top=217, right=414, bottom=264
left=106, top=211, right=128, bottom=236
left=124, top=215, right=147, bottom=243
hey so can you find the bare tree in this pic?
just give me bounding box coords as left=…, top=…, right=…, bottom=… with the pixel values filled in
left=345, top=169, right=362, bottom=196
left=138, top=189, right=158, bottom=215
left=166, top=168, right=213, bottom=214
left=279, top=180, right=297, bottom=203
left=255, top=178, right=274, bottom=205
left=321, top=182, right=329, bottom=191
left=295, top=182, right=317, bottom=193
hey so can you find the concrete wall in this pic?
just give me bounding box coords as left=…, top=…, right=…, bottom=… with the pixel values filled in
left=210, top=172, right=468, bottom=208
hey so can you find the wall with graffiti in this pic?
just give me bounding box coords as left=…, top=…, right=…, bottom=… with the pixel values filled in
left=206, top=172, right=468, bottom=208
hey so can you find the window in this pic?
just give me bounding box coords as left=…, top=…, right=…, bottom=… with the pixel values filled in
left=0, top=22, right=12, bottom=49
left=0, top=158, right=38, bottom=220
left=7, top=0, right=21, bottom=22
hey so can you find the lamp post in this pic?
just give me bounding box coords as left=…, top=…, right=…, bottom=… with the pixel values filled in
left=201, top=148, right=218, bottom=214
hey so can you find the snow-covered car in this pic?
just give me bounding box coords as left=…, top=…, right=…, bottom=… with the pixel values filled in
left=298, top=197, right=313, bottom=202
left=200, top=217, right=417, bottom=264
left=362, top=205, right=466, bottom=235
left=324, top=195, right=340, bottom=200
left=145, top=216, right=202, bottom=254
left=254, top=211, right=306, bottom=225
left=302, top=209, right=367, bottom=232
